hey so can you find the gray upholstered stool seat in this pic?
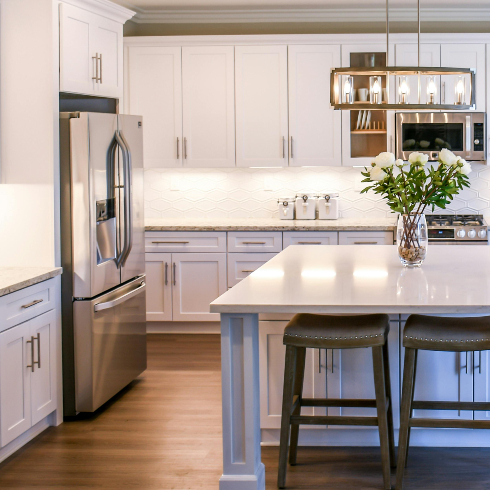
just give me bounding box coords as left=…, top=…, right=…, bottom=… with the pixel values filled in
left=403, top=314, right=490, bottom=351
left=396, top=313, right=490, bottom=490
left=278, top=313, right=394, bottom=490
left=284, top=313, right=390, bottom=348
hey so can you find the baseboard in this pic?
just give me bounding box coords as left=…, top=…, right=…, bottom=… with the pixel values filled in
left=147, top=321, right=220, bottom=334
left=0, top=415, right=52, bottom=464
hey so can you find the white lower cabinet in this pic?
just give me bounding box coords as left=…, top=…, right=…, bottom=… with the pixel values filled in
left=283, top=231, right=338, bottom=247
left=0, top=309, right=57, bottom=447
left=145, top=251, right=227, bottom=322
left=228, top=253, right=277, bottom=288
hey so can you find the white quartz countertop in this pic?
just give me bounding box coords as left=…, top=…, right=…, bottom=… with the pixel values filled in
left=145, top=217, right=397, bottom=232
left=210, top=245, right=490, bottom=315
left=0, top=267, right=62, bottom=297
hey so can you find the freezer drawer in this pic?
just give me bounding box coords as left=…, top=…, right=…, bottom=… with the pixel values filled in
left=73, top=275, right=147, bottom=413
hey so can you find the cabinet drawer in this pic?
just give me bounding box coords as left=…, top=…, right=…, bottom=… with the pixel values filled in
left=228, top=253, right=277, bottom=287
left=145, top=232, right=226, bottom=253
left=227, top=232, right=282, bottom=253
left=338, top=231, right=394, bottom=245
left=283, top=231, right=338, bottom=248
left=0, top=279, right=55, bottom=332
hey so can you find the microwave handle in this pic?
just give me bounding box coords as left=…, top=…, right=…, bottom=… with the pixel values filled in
left=466, top=115, right=471, bottom=158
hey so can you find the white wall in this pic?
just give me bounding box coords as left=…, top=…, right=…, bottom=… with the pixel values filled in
left=144, top=164, right=490, bottom=220
left=0, top=0, right=58, bottom=267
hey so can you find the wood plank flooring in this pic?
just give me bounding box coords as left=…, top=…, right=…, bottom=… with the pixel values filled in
left=0, top=334, right=489, bottom=489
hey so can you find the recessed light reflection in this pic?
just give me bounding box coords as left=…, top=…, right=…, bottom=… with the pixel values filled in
left=252, top=269, right=285, bottom=278
left=301, top=269, right=337, bottom=278
left=353, top=269, right=388, bottom=279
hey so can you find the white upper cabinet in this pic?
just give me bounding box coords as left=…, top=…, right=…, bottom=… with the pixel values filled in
left=59, top=3, right=124, bottom=98
left=235, top=45, right=288, bottom=167
left=288, top=45, right=341, bottom=166
left=440, top=44, right=485, bottom=111
left=127, top=47, right=182, bottom=168
left=395, top=44, right=441, bottom=105
left=182, top=46, right=236, bottom=168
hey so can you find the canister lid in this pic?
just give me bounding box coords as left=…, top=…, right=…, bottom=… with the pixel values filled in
left=316, top=192, right=339, bottom=199
left=277, top=196, right=295, bottom=203
left=296, top=193, right=316, bottom=200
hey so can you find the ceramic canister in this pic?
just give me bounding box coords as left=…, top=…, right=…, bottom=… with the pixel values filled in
left=317, top=193, right=340, bottom=220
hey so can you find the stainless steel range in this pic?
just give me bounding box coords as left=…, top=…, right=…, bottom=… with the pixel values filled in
left=427, top=214, right=488, bottom=244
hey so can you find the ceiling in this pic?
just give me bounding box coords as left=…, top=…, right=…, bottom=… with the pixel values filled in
left=111, top=0, right=490, bottom=23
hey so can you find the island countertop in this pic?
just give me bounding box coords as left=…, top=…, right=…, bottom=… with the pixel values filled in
left=0, top=266, right=62, bottom=297
left=211, top=245, right=490, bottom=315
left=145, top=216, right=397, bottom=232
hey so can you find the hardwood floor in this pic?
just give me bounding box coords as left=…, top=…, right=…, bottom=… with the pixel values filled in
left=0, top=334, right=490, bottom=489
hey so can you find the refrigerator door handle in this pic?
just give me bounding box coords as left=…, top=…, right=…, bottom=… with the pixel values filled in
left=109, top=136, right=123, bottom=266
left=94, top=281, right=146, bottom=312
left=114, top=130, right=133, bottom=268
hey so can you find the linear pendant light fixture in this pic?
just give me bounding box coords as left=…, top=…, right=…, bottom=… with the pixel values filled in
left=330, top=0, right=475, bottom=110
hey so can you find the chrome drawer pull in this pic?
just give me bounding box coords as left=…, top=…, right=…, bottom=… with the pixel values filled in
left=165, top=262, right=168, bottom=286
left=298, top=241, right=322, bottom=244
left=353, top=241, right=378, bottom=245
left=241, top=270, right=256, bottom=273
left=173, top=263, right=176, bottom=286
left=152, top=241, right=189, bottom=244
left=34, top=333, right=41, bottom=369
left=21, top=299, right=43, bottom=309
left=242, top=241, right=267, bottom=245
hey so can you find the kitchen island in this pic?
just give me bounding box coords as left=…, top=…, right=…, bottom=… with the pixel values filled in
left=210, top=245, right=490, bottom=490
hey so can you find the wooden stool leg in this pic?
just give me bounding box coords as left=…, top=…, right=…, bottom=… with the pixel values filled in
left=382, top=341, right=396, bottom=468
left=289, top=347, right=307, bottom=466
left=372, top=345, right=392, bottom=490
left=405, top=349, right=418, bottom=467
left=395, top=347, right=417, bottom=490
left=278, top=345, right=296, bottom=489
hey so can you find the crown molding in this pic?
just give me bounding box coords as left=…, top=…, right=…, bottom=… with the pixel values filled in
left=61, top=0, right=135, bottom=23
left=129, top=6, right=490, bottom=24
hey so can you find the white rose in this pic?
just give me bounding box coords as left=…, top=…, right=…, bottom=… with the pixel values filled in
left=395, top=159, right=405, bottom=167
left=374, top=152, right=396, bottom=168
left=408, top=152, right=429, bottom=166
left=369, top=166, right=387, bottom=181
left=439, top=148, right=458, bottom=166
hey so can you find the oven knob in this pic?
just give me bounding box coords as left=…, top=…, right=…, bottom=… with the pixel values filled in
left=478, top=229, right=487, bottom=239
left=457, top=229, right=466, bottom=238
left=468, top=229, right=476, bottom=239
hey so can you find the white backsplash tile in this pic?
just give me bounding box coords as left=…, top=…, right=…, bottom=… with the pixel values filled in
left=144, top=164, right=490, bottom=220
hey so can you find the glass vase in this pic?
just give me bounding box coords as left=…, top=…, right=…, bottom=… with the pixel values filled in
left=397, top=214, right=428, bottom=267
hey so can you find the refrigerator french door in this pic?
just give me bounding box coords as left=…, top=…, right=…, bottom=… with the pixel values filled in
left=60, top=112, right=146, bottom=416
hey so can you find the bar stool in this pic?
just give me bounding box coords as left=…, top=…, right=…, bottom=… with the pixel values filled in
left=278, top=313, right=395, bottom=490
left=396, top=314, right=490, bottom=490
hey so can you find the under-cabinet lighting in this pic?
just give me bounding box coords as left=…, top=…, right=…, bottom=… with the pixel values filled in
left=301, top=269, right=337, bottom=279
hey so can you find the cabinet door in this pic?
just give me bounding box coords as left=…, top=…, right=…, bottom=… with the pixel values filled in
left=441, top=44, right=485, bottom=111
left=0, top=323, right=31, bottom=447
left=127, top=47, right=182, bottom=168
left=259, top=321, right=320, bottom=429
left=171, top=253, right=226, bottom=322
left=283, top=231, right=338, bottom=248
left=92, top=15, right=123, bottom=98
left=30, top=310, right=57, bottom=425
left=395, top=44, right=441, bottom=105
left=145, top=253, right=172, bottom=321
left=338, top=231, right=394, bottom=245
left=326, top=317, right=400, bottom=429
left=59, top=3, right=97, bottom=95
left=288, top=45, right=341, bottom=166
left=400, top=318, right=473, bottom=421
left=235, top=46, right=288, bottom=168
left=227, top=253, right=277, bottom=288
left=182, top=46, right=235, bottom=168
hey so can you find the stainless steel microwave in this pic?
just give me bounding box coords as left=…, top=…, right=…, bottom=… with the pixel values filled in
left=396, top=112, right=486, bottom=162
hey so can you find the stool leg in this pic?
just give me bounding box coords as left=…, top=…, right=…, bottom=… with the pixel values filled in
left=372, top=345, right=392, bottom=490
left=405, top=349, right=418, bottom=468
left=395, top=347, right=417, bottom=490
left=382, top=341, right=396, bottom=468
left=278, top=345, right=296, bottom=489
left=289, top=346, right=306, bottom=466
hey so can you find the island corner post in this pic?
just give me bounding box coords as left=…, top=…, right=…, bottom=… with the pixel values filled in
left=219, top=312, right=265, bottom=490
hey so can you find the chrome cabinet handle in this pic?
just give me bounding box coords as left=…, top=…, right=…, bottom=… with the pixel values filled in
left=21, top=299, right=43, bottom=309
left=298, top=241, right=322, bottom=245
left=176, top=137, right=179, bottom=159
left=165, top=262, right=168, bottom=286
left=173, top=263, right=176, bottom=286
left=184, top=137, right=187, bottom=160
left=290, top=136, right=294, bottom=159
left=99, top=53, right=102, bottom=84
left=353, top=241, right=378, bottom=245
left=26, top=337, right=35, bottom=372
left=152, top=241, right=189, bottom=244
left=34, top=333, right=41, bottom=369
left=282, top=136, right=286, bottom=158
left=442, top=81, right=446, bottom=104
left=92, top=53, right=99, bottom=82
left=242, top=241, right=266, bottom=245
left=241, top=269, right=256, bottom=273
left=466, top=115, right=471, bottom=158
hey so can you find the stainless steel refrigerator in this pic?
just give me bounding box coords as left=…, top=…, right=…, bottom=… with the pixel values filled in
left=60, top=112, right=146, bottom=416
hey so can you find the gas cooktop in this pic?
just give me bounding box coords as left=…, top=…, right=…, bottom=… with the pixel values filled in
left=426, top=214, right=488, bottom=242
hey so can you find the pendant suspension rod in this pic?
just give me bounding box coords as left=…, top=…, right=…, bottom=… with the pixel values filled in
left=418, top=0, right=421, bottom=67
left=386, top=0, right=389, bottom=63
